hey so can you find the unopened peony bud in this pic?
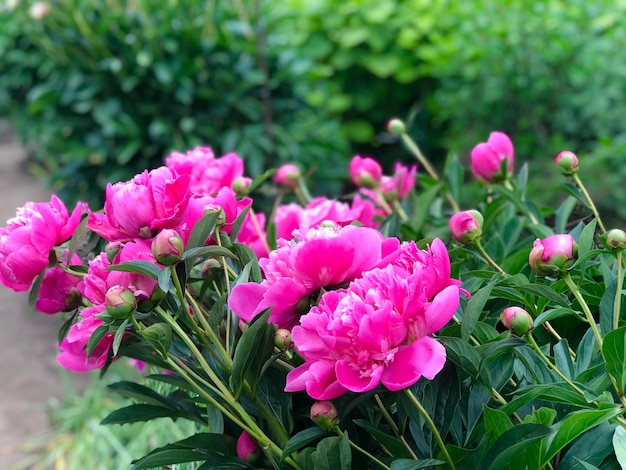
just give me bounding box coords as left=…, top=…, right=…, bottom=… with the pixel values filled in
left=605, top=229, right=626, bottom=251
left=152, top=229, right=184, bottom=266
left=554, top=151, right=579, bottom=174
left=310, top=401, right=339, bottom=430
left=236, top=431, right=261, bottom=463
left=273, top=164, right=301, bottom=189
left=500, top=307, right=534, bottom=336
left=349, top=156, right=383, bottom=189
left=274, top=328, right=293, bottom=350
left=29, top=2, right=50, bottom=20
left=232, top=176, right=252, bottom=196
left=204, top=205, right=227, bottom=227
left=105, top=241, right=124, bottom=263
left=65, top=287, right=83, bottom=311
left=529, top=234, right=578, bottom=277
left=470, top=131, right=514, bottom=183
left=449, top=210, right=483, bottom=244
left=105, top=285, right=137, bottom=319
left=387, top=118, right=406, bottom=136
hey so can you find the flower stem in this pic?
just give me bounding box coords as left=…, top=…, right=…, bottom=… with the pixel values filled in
left=472, top=240, right=506, bottom=274
left=334, top=429, right=391, bottom=470
left=400, top=133, right=460, bottom=212
left=527, top=334, right=586, bottom=395
left=215, top=228, right=233, bottom=357
left=374, top=394, right=418, bottom=460
left=615, top=251, right=623, bottom=330
left=403, top=389, right=456, bottom=470
left=572, top=173, right=606, bottom=233
left=561, top=273, right=603, bottom=349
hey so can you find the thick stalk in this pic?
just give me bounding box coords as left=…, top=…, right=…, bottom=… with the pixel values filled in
left=472, top=240, right=506, bottom=274
left=615, top=251, right=623, bottom=330
left=561, top=273, right=603, bottom=349
left=572, top=173, right=606, bottom=233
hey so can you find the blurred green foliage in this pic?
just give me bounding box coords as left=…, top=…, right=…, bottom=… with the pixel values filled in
left=2, top=0, right=626, bottom=221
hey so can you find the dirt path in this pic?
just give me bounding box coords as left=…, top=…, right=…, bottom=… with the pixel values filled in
left=0, top=130, right=69, bottom=469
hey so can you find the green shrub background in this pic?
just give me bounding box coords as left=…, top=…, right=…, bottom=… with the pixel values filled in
left=2, top=0, right=626, bottom=222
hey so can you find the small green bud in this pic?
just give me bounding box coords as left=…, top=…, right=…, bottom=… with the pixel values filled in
left=105, top=286, right=137, bottom=319
left=387, top=118, right=406, bottom=136
left=310, top=401, right=339, bottom=431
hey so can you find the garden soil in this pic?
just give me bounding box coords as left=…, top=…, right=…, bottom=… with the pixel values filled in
left=0, top=128, right=85, bottom=469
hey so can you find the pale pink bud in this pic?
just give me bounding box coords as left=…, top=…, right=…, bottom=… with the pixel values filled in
left=232, top=176, right=252, bottom=196
left=29, top=2, right=50, bottom=20
left=273, top=164, right=301, bottom=189
left=387, top=118, right=406, bottom=136
left=449, top=210, right=483, bottom=244
left=274, top=328, right=293, bottom=350
left=310, top=401, right=339, bottom=430
left=105, top=241, right=124, bottom=263
left=236, top=431, right=261, bottom=463
left=470, top=131, right=514, bottom=183
left=605, top=229, right=626, bottom=252
left=151, top=229, right=184, bottom=266
left=554, top=151, right=579, bottom=174
left=105, top=285, right=137, bottom=319
left=500, top=307, right=534, bottom=336
left=349, top=156, right=383, bottom=189
left=529, top=234, right=578, bottom=276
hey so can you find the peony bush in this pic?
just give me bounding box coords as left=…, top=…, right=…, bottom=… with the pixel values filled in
left=2, top=118, right=626, bottom=469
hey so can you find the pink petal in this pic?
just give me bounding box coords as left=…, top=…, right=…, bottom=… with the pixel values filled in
left=381, top=336, right=446, bottom=391
left=336, top=359, right=384, bottom=393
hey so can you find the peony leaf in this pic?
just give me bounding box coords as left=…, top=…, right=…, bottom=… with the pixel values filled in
left=602, top=326, right=626, bottom=394
left=613, top=425, right=626, bottom=470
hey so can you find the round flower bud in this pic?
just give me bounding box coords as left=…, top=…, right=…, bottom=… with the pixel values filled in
left=529, top=234, right=578, bottom=277
left=500, top=307, right=534, bottom=336
left=105, top=285, right=137, bottom=319
left=387, top=118, right=406, bottom=136
left=236, top=431, right=261, bottom=463
left=274, top=328, right=293, bottom=350
left=554, top=151, right=579, bottom=174
left=105, top=241, right=124, bottom=263
left=310, top=401, right=339, bottom=431
left=152, top=229, right=184, bottom=266
left=204, top=205, right=227, bottom=227
left=605, top=229, right=626, bottom=252
left=274, top=164, right=301, bottom=189
left=349, top=156, right=383, bottom=189
left=470, top=131, right=514, bottom=183
left=232, top=176, right=252, bottom=196
left=65, top=287, right=83, bottom=311
left=449, top=210, right=483, bottom=244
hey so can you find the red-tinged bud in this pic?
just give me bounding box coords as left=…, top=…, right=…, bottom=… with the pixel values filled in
left=554, top=151, right=579, bottom=174
left=105, top=285, right=137, bottom=319
left=236, top=431, right=261, bottom=463
left=500, top=306, right=534, bottom=336
left=310, top=401, right=339, bottom=431
left=604, top=229, right=626, bottom=252
left=449, top=210, right=483, bottom=244
left=274, top=328, right=293, bottom=350
left=152, top=229, right=184, bottom=266
left=273, top=164, right=301, bottom=189
left=349, top=155, right=383, bottom=189
left=387, top=118, right=406, bottom=136
left=65, top=287, right=83, bottom=311
left=529, top=234, right=578, bottom=277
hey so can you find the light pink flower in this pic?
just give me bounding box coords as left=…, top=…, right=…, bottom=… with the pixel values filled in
left=228, top=225, right=400, bottom=330
left=87, top=166, right=190, bottom=242
left=236, top=210, right=269, bottom=259
left=470, top=131, right=514, bottom=182
left=0, top=195, right=83, bottom=291
left=350, top=156, right=383, bottom=189
left=285, top=239, right=460, bottom=399
left=35, top=252, right=82, bottom=314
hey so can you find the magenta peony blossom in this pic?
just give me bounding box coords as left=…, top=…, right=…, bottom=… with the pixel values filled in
left=470, top=131, right=514, bottom=183
left=380, top=162, right=417, bottom=200
left=35, top=252, right=82, bottom=314
left=87, top=166, right=191, bottom=242
left=0, top=195, right=83, bottom=292
left=228, top=224, right=400, bottom=330
left=285, top=239, right=460, bottom=399
left=350, top=155, right=383, bottom=189
left=236, top=210, right=270, bottom=259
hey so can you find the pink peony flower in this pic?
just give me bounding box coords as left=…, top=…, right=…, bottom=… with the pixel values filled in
left=349, top=156, right=383, bottom=189
left=87, top=166, right=190, bottom=241
left=470, top=131, right=514, bottom=183
left=228, top=225, right=400, bottom=330
left=285, top=239, right=460, bottom=399
left=380, top=162, right=417, bottom=200
left=0, top=195, right=83, bottom=292
left=35, top=252, right=83, bottom=314
left=236, top=210, right=270, bottom=259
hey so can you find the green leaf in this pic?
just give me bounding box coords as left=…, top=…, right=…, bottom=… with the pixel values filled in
left=112, top=318, right=129, bottom=356
left=101, top=404, right=195, bottom=426
left=500, top=384, right=593, bottom=416
left=248, top=168, right=277, bottom=193
left=231, top=309, right=274, bottom=397
left=542, top=407, right=624, bottom=465
left=462, top=282, right=494, bottom=341
left=514, top=283, right=570, bottom=308
left=534, top=308, right=580, bottom=327
left=577, top=219, right=598, bottom=261
left=86, top=324, right=110, bottom=357
left=310, top=434, right=352, bottom=470
left=181, top=245, right=236, bottom=261
left=444, top=153, right=463, bottom=206
left=282, top=427, right=327, bottom=461
left=28, top=270, right=45, bottom=311
left=107, top=381, right=176, bottom=407
left=483, top=407, right=514, bottom=443
left=613, top=425, right=626, bottom=470
left=141, top=323, right=172, bottom=358
left=558, top=424, right=615, bottom=470
left=439, top=336, right=482, bottom=378
left=107, top=260, right=163, bottom=279
left=354, top=419, right=414, bottom=459
left=186, top=211, right=220, bottom=250
left=484, top=423, right=553, bottom=470
left=602, top=326, right=626, bottom=394
left=390, top=459, right=446, bottom=469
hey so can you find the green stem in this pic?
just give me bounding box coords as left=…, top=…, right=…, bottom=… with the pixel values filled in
left=473, top=240, right=506, bottom=274
left=527, top=334, right=586, bottom=395
left=334, top=429, right=391, bottom=470
left=503, top=180, right=539, bottom=225
left=541, top=322, right=576, bottom=358
left=374, top=394, right=418, bottom=460
left=400, top=133, right=460, bottom=212
left=615, top=251, right=623, bottom=330
left=403, top=389, right=456, bottom=470
left=393, top=200, right=409, bottom=221
left=215, top=228, right=233, bottom=357
left=374, top=188, right=395, bottom=216
left=572, top=173, right=606, bottom=233
left=561, top=273, right=603, bottom=349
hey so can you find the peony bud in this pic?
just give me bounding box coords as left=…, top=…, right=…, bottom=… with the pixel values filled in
left=349, top=155, right=383, bottom=189
left=470, top=131, right=514, bottom=183
left=236, top=431, right=261, bottom=463
left=310, top=401, right=339, bottom=431
left=105, top=285, right=137, bottom=319
left=274, top=328, right=293, bottom=350
left=529, top=234, right=578, bottom=277
left=605, top=229, right=626, bottom=252
left=500, top=307, right=534, bottom=336
left=554, top=151, right=579, bottom=174
left=232, top=176, right=252, bottom=196
left=204, top=205, right=227, bottom=227
left=152, top=229, right=184, bottom=266
left=273, top=164, right=301, bottom=189
left=29, top=2, right=50, bottom=20
left=105, top=241, right=124, bottom=263
left=387, top=118, right=406, bottom=136
left=449, top=210, right=483, bottom=244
